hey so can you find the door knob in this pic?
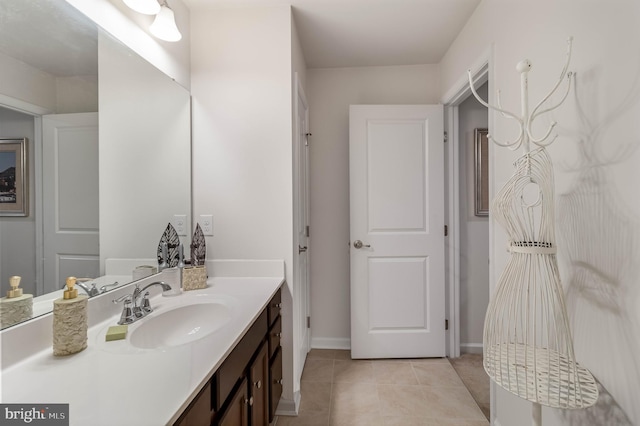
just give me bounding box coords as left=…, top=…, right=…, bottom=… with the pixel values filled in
left=353, top=240, right=371, bottom=249
left=298, top=245, right=308, bottom=254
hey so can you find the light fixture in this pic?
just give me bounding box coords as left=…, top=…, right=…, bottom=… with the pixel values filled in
left=150, top=1, right=182, bottom=42
left=123, top=0, right=160, bottom=15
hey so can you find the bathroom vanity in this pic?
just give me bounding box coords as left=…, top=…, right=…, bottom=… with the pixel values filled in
left=0, top=260, right=285, bottom=426
left=176, top=287, right=282, bottom=425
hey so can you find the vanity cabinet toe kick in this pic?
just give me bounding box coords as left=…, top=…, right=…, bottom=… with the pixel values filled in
left=176, top=287, right=283, bottom=426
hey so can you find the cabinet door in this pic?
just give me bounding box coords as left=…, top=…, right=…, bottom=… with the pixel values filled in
left=269, top=347, right=283, bottom=423
left=218, top=378, right=249, bottom=426
left=249, top=343, right=269, bottom=426
left=176, top=382, right=212, bottom=426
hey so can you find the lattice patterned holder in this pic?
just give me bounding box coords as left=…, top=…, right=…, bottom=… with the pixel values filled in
left=182, top=265, right=208, bottom=291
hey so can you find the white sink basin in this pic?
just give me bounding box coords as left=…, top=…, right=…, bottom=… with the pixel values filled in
left=129, top=302, right=231, bottom=349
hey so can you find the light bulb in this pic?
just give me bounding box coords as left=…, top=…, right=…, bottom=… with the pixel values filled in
left=150, top=4, right=182, bottom=42
left=123, top=0, right=160, bottom=15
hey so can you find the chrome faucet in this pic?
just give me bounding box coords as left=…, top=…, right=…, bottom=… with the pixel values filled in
left=113, top=281, right=173, bottom=325
left=62, top=278, right=99, bottom=297
left=62, top=278, right=120, bottom=297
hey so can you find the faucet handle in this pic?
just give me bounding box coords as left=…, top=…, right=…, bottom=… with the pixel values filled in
left=113, top=294, right=135, bottom=325
left=113, top=294, right=132, bottom=304
left=140, top=291, right=153, bottom=314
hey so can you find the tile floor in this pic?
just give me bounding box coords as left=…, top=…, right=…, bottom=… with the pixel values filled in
left=275, top=350, right=489, bottom=426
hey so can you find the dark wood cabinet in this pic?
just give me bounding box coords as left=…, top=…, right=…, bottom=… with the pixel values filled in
left=269, top=347, right=283, bottom=423
left=176, top=382, right=213, bottom=426
left=174, top=286, right=283, bottom=426
left=218, top=378, right=249, bottom=426
left=249, top=343, right=269, bottom=426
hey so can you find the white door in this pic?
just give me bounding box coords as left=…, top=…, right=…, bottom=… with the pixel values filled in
left=42, top=113, right=99, bottom=293
left=294, top=74, right=311, bottom=378
left=350, top=105, right=445, bottom=359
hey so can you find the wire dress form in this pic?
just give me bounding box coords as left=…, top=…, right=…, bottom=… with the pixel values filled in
left=484, top=146, right=598, bottom=409
left=466, top=38, right=599, bottom=414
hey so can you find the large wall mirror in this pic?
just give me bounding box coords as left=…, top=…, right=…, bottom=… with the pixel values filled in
left=0, top=0, right=191, bottom=330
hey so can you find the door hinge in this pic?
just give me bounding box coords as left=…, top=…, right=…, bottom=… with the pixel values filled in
left=445, top=319, right=449, bottom=330
left=444, top=131, right=448, bottom=143
left=307, top=316, right=311, bottom=328
left=444, top=225, right=448, bottom=236
left=306, top=225, right=310, bottom=237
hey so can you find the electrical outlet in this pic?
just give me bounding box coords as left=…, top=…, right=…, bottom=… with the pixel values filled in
left=172, top=214, right=187, bottom=236
left=200, top=215, right=213, bottom=236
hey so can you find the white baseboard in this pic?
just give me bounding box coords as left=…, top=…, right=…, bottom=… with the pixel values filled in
left=274, top=392, right=300, bottom=417
left=310, top=337, right=351, bottom=350
left=460, top=343, right=483, bottom=354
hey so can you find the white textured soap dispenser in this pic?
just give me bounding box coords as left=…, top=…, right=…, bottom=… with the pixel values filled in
left=0, top=276, right=33, bottom=327
left=53, top=276, right=88, bottom=356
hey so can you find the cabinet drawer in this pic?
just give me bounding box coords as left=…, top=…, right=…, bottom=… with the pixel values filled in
left=269, top=347, right=283, bottom=423
left=214, top=309, right=268, bottom=410
left=267, top=288, right=282, bottom=327
left=268, top=316, right=281, bottom=360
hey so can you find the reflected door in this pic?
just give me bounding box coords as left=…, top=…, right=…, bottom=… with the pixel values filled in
left=349, top=105, right=445, bottom=358
left=42, top=113, right=99, bottom=292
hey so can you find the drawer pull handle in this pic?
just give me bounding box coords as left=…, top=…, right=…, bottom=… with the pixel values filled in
left=273, top=303, right=282, bottom=309
left=275, top=379, right=283, bottom=385
left=274, top=332, right=282, bottom=338
left=254, top=380, right=262, bottom=389
left=244, top=396, right=254, bottom=406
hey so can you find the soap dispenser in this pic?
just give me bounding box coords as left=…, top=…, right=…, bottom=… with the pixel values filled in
left=0, top=276, right=33, bottom=328
left=53, top=277, right=88, bottom=356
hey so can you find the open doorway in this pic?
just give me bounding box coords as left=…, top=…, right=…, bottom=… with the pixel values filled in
left=443, top=58, right=492, bottom=421
left=457, top=82, right=489, bottom=355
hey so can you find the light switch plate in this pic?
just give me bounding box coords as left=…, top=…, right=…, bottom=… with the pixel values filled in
left=200, top=215, right=213, bottom=236
left=172, top=214, right=187, bottom=236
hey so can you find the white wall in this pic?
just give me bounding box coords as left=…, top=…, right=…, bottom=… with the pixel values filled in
left=0, top=52, right=97, bottom=115
left=306, top=64, right=441, bottom=348
left=441, top=1, right=640, bottom=424
left=458, top=82, right=489, bottom=352
left=190, top=4, right=297, bottom=406
left=0, top=108, right=36, bottom=296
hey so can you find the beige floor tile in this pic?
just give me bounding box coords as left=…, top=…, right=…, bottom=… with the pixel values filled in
left=276, top=411, right=329, bottom=426
left=308, top=349, right=337, bottom=359
left=333, top=350, right=352, bottom=360
left=299, top=381, right=332, bottom=413
left=377, top=384, right=430, bottom=417
left=382, top=416, right=429, bottom=426
left=302, top=359, right=334, bottom=382
left=329, top=383, right=382, bottom=426
left=330, top=382, right=381, bottom=426
left=420, top=385, right=487, bottom=420
left=422, top=419, right=489, bottom=426
left=412, top=362, right=465, bottom=387
left=407, top=357, right=450, bottom=364
left=333, top=359, right=374, bottom=383
left=373, top=361, right=419, bottom=385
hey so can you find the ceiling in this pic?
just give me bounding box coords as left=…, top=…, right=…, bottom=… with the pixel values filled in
left=0, top=0, right=98, bottom=77
left=183, top=0, right=481, bottom=69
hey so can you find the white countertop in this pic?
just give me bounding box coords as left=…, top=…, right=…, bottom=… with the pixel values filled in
left=0, top=274, right=284, bottom=425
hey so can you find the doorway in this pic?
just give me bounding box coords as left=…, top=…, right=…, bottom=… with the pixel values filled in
left=456, top=83, right=489, bottom=355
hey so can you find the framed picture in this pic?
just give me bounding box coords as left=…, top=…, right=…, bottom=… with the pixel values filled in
left=0, top=138, right=28, bottom=217
left=474, top=129, right=489, bottom=216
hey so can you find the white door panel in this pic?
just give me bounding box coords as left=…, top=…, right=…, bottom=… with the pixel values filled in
left=42, top=113, right=99, bottom=293
left=350, top=105, right=445, bottom=359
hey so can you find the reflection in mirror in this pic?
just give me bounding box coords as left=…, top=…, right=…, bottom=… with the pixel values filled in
left=0, top=0, right=191, bottom=330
